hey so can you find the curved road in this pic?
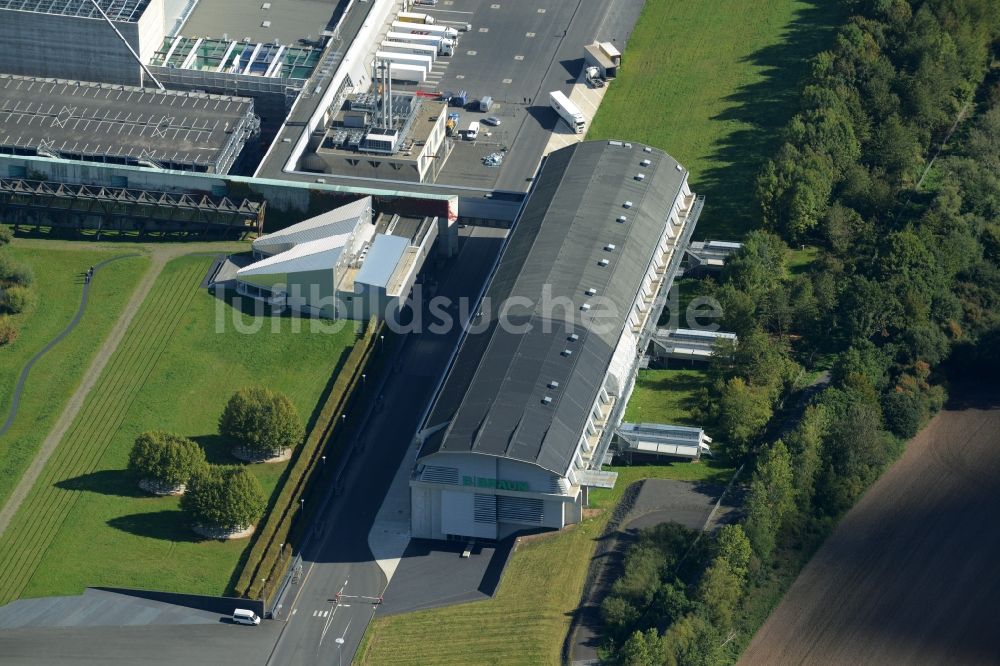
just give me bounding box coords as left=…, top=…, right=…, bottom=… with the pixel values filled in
left=0, top=254, right=138, bottom=437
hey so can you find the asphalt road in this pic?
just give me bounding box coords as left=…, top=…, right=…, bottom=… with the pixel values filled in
left=266, top=226, right=507, bottom=666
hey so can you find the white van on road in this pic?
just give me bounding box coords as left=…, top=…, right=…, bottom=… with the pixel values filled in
left=232, top=608, right=261, bottom=625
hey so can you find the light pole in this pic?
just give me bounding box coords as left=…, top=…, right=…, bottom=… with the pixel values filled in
left=335, top=637, right=345, bottom=666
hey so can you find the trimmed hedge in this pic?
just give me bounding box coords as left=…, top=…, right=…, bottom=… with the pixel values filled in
left=234, top=319, right=382, bottom=601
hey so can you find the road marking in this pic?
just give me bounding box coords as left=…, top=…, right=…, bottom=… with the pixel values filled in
left=291, top=608, right=297, bottom=615
left=426, top=8, right=473, bottom=14
left=467, top=50, right=477, bottom=56
left=537, top=7, right=546, bottom=12
left=312, top=610, right=319, bottom=617
left=502, top=78, right=512, bottom=84
left=514, top=55, right=524, bottom=60
left=478, top=27, right=489, bottom=32
left=525, top=32, right=535, bottom=38
left=455, top=74, right=465, bottom=79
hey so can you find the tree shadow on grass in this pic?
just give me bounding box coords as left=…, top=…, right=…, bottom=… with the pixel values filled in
left=695, top=0, right=848, bottom=240
left=55, top=469, right=146, bottom=498
left=107, top=510, right=205, bottom=543
left=192, top=434, right=240, bottom=466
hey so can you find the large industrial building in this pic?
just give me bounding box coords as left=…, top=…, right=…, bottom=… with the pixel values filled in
left=215, top=195, right=442, bottom=320
left=0, top=74, right=258, bottom=173
left=410, top=140, right=703, bottom=541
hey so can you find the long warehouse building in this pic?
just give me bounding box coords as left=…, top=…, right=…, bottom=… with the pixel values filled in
left=410, top=140, right=703, bottom=541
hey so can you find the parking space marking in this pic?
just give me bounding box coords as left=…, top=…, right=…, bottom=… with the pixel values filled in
left=426, top=8, right=473, bottom=13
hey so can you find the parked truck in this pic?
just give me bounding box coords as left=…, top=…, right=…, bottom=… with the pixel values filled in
left=549, top=90, right=586, bottom=133
left=380, top=41, right=439, bottom=62
left=385, top=32, right=454, bottom=56
left=391, top=21, right=458, bottom=39
left=374, top=50, right=433, bottom=74
left=585, top=66, right=605, bottom=87
left=398, top=11, right=435, bottom=25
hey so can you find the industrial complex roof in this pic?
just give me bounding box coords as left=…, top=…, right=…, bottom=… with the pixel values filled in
left=253, top=196, right=370, bottom=255
left=420, top=141, right=689, bottom=475
left=238, top=233, right=350, bottom=280
left=0, top=0, right=149, bottom=21
left=179, top=0, right=343, bottom=45
left=355, top=233, right=409, bottom=289
left=0, top=75, right=255, bottom=172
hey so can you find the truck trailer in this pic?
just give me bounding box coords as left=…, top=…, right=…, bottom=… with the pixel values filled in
left=374, top=51, right=433, bottom=74
left=398, top=11, right=435, bottom=24
left=389, top=63, right=427, bottom=83
left=549, top=90, right=586, bottom=133
left=390, top=21, right=459, bottom=39
left=385, top=32, right=454, bottom=56
left=380, top=41, right=439, bottom=62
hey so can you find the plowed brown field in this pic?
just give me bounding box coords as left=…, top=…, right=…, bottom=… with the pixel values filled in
left=741, top=388, right=1000, bottom=665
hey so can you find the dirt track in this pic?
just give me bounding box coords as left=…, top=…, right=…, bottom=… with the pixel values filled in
left=740, top=387, right=1000, bottom=665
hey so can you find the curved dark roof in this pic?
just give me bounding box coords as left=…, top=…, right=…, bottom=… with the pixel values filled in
left=420, top=140, right=689, bottom=475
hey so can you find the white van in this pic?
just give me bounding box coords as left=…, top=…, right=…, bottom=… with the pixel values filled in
left=465, top=121, right=480, bottom=141
left=232, top=608, right=261, bottom=625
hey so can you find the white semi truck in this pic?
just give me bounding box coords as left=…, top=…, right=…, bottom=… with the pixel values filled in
left=549, top=90, right=586, bottom=133
left=380, top=41, right=439, bottom=62
left=385, top=31, right=454, bottom=56
left=398, top=11, right=435, bottom=24
left=374, top=51, right=433, bottom=74
left=390, top=21, right=459, bottom=39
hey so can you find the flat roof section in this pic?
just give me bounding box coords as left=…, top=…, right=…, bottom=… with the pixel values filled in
left=0, top=0, right=149, bottom=21
left=181, top=0, right=344, bottom=45
left=0, top=74, right=255, bottom=172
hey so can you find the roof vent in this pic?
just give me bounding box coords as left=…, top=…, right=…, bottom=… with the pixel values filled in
left=617, top=215, right=627, bottom=223
left=585, top=288, right=597, bottom=296
left=640, top=159, right=651, bottom=167
left=643, top=146, right=652, bottom=153
left=580, top=303, right=591, bottom=311
left=623, top=201, right=633, bottom=208
left=635, top=173, right=645, bottom=181
left=541, top=396, right=553, bottom=405
left=548, top=380, right=560, bottom=389
left=598, top=258, right=609, bottom=267
left=605, top=243, right=616, bottom=251
left=561, top=349, right=573, bottom=357
left=568, top=333, right=579, bottom=341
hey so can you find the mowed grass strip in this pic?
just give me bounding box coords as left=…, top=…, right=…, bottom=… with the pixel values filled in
left=357, top=464, right=733, bottom=666
left=0, top=258, right=204, bottom=604
left=13, top=256, right=356, bottom=599
left=587, top=0, right=844, bottom=238
left=624, top=368, right=708, bottom=427
left=0, top=247, right=149, bottom=506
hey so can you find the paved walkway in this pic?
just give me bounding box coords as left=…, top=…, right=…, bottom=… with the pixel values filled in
left=0, top=241, right=245, bottom=539
left=0, top=254, right=137, bottom=437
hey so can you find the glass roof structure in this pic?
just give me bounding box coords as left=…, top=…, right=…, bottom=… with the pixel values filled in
left=0, top=0, right=150, bottom=22
left=150, top=37, right=321, bottom=80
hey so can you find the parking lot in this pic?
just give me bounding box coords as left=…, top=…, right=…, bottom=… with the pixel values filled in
left=388, top=0, right=631, bottom=190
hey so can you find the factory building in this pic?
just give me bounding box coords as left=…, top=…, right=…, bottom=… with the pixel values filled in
left=223, top=196, right=440, bottom=320
left=0, top=0, right=167, bottom=86
left=0, top=74, right=258, bottom=174
left=410, top=140, right=704, bottom=541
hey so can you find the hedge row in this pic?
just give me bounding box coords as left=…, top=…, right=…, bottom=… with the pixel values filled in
left=234, top=318, right=381, bottom=601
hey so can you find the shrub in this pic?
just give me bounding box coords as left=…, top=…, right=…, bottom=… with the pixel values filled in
left=0, top=225, right=11, bottom=246
left=219, top=385, right=304, bottom=459
left=180, top=466, right=266, bottom=532
left=2, top=285, right=34, bottom=314
left=0, top=315, right=17, bottom=345
left=0, top=255, right=33, bottom=287
left=127, top=431, right=207, bottom=489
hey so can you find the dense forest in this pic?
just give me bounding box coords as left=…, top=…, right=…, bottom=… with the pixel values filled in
left=602, top=0, right=1000, bottom=663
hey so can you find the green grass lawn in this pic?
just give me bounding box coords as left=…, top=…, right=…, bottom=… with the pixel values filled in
left=624, top=368, right=708, bottom=427
left=0, top=245, right=150, bottom=507
left=357, top=462, right=733, bottom=666
left=787, top=245, right=819, bottom=275
left=588, top=0, right=845, bottom=239
left=0, top=255, right=357, bottom=603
